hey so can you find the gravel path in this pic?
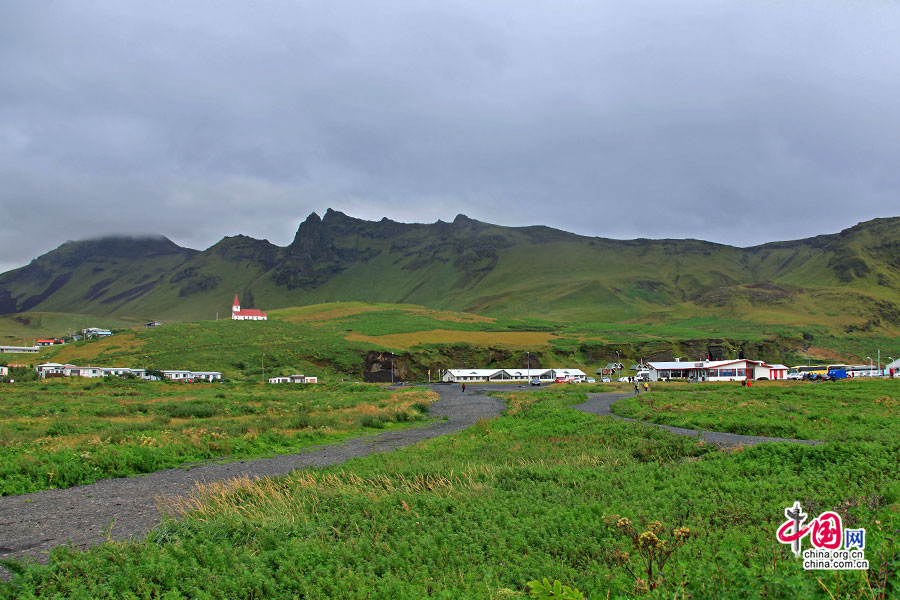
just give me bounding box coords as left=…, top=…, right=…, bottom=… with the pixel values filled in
left=0, top=384, right=511, bottom=569
left=573, top=392, right=824, bottom=448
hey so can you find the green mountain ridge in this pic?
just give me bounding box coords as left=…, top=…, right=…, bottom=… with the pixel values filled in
left=1, top=210, right=899, bottom=331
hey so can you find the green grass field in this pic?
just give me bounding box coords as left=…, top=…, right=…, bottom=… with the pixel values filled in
left=611, top=379, right=900, bottom=443
left=0, top=379, right=436, bottom=496
left=2, top=303, right=895, bottom=384
left=0, top=312, right=149, bottom=346
left=1, top=386, right=897, bottom=598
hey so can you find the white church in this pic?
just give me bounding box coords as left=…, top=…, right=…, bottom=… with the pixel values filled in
left=231, top=294, right=267, bottom=321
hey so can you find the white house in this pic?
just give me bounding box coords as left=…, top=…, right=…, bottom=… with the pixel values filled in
left=64, top=365, right=104, bottom=378
left=83, top=328, right=112, bottom=338
left=39, top=363, right=131, bottom=379
left=36, top=363, right=220, bottom=382
left=37, top=363, right=66, bottom=377
left=0, top=346, right=40, bottom=354
left=231, top=294, right=267, bottom=321
left=0, top=366, right=8, bottom=377
left=188, top=371, right=223, bottom=382
left=441, top=368, right=585, bottom=383
left=101, top=367, right=138, bottom=377
left=160, top=370, right=222, bottom=382
left=647, top=359, right=789, bottom=382
left=269, top=374, right=317, bottom=384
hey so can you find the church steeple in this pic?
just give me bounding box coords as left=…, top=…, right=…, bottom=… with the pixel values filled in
left=232, top=294, right=240, bottom=314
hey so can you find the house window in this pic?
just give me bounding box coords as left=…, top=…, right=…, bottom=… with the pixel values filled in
left=708, top=369, right=718, bottom=377
left=737, top=369, right=745, bottom=376
left=720, top=369, right=736, bottom=377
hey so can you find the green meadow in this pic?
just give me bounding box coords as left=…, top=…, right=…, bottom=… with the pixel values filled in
left=1, top=386, right=898, bottom=599
left=0, top=379, right=436, bottom=496
left=612, top=379, right=900, bottom=443
left=8, top=303, right=892, bottom=386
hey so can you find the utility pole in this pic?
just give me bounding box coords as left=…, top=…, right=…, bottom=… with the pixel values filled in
left=261, top=353, right=265, bottom=384
left=615, top=350, right=620, bottom=380
left=390, top=353, right=394, bottom=384
left=527, top=351, right=530, bottom=382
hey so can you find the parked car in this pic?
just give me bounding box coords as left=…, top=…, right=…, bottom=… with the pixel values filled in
left=530, top=378, right=541, bottom=386
left=555, top=377, right=566, bottom=383
left=586, top=377, right=596, bottom=383
left=617, top=377, right=630, bottom=382
left=601, top=377, right=611, bottom=383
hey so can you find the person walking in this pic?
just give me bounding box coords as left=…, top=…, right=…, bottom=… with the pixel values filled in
left=462, top=383, right=466, bottom=393
left=643, top=382, right=649, bottom=392
left=634, top=382, right=639, bottom=394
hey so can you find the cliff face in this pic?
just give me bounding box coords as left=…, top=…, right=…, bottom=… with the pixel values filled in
left=0, top=212, right=898, bottom=328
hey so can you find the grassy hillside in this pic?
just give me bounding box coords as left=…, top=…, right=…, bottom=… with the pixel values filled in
left=2, top=212, right=899, bottom=336
left=0, top=312, right=148, bottom=346
left=17, top=302, right=889, bottom=381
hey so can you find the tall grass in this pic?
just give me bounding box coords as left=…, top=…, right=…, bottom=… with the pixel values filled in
left=0, top=379, right=436, bottom=495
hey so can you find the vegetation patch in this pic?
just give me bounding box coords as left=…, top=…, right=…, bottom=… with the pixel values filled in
left=0, top=379, right=437, bottom=496
left=346, top=329, right=557, bottom=350
left=611, top=380, right=900, bottom=443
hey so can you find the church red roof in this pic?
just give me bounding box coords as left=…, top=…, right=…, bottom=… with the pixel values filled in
left=231, top=294, right=266, bottom=317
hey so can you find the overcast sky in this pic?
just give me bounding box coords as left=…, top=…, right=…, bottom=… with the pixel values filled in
left=2, top=0, right=900, bottom=273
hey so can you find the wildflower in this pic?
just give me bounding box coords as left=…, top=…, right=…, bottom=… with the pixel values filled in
left=638, top=531, right=661, bottom=549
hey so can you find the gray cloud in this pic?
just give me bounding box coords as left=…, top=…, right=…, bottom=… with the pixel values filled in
left=2, top=0, right=899, bottom=273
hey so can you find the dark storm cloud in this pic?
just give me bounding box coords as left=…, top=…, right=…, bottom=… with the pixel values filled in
left=2, top=0, right=900, bottom=273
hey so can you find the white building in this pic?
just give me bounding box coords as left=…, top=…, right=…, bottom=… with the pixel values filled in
left=64, top=366, right=104, bottom=378
left=442, top=368, right=586, bottom=383
left=231, top=294, right=267, bottom=321
left=0, top=345, right=40, bottom=354
left=884, top=358, right=900, bottom=378
left=269, top=374, right=318, bottom=384
left=101, top=367, right=141, bottom=377
left=36, top=363, right=220, bottom=382
left=647, top=359, right=789, bottom=382
left=83, top=328, right=112, bottom=338
left=188, top=371, right=224, bottom=382
left=0, top=366, right=8, bottom=377
left=161, top=370, right=222, bottom=382
left=38, top=363, right=113, bottom=378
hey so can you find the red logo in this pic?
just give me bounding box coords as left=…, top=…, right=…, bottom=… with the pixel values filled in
left=776, top=502, right=843, bottom=556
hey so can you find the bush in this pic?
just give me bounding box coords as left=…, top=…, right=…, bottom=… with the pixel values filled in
left=361, top=415, right=386, bottom=429
left=157, top=401, right=222, bottom=419
left=46, top=422, right=76, bottom=437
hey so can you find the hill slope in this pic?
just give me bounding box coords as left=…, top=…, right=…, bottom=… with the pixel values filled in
left=1, top=211, right=899, bottom=332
